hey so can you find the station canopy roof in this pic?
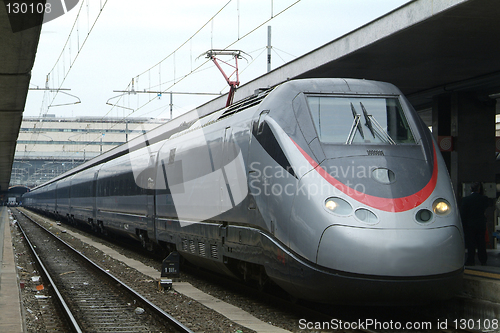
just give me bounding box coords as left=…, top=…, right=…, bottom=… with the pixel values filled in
left=0, top=4, right=43, bottom=192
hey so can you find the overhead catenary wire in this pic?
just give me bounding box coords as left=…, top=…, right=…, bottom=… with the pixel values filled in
left=135, top=0, right=232, bottom=79
left=46, top=0, right=110, bottom=109
left=131, top=0, right=301, bottom=102
left=114, top=0, right=303, bottom=119
left=97, top=0, right=234, bottom=121
left=31, top=0, right=108, bottom=119
left=25, top=0, right=110, bottom=159
left=58, top=0, right=302, bottom=161
left=273, top=46, right=296, bottom=59
left=26, top=0, right=85, bottom=152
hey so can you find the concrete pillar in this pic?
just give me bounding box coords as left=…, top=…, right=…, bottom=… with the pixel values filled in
left=432, top=93, right=452, bottom=176
left=432, top=92, right=496, bottom=248
left=432, top=92, right=496, bottom=199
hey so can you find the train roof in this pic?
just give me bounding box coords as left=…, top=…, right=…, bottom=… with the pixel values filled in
left=28, top=85, right=276, bottom=191
left=28, top=78, right=402, bottom=191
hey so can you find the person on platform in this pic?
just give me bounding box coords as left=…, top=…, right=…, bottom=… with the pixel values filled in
left=460, top=182, right=490, bottom=266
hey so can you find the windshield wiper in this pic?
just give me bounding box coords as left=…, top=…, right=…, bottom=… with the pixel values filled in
left=360, top=102, right=375, bottom=139
left=359, top=102, right=395, bottom=145
left=346, top=103, right=364, bottom=144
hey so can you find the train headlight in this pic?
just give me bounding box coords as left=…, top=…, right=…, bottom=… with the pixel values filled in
left=325, top=199, right=338, bottom=211
left=432, top=199, right=451, bottom=216
left=324, top=197, right=352, bottom=215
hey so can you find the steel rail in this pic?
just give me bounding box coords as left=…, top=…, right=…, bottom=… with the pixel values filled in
left=18, top=209, right=194, bottom=333
left=16, top=214, right=83, bottom=333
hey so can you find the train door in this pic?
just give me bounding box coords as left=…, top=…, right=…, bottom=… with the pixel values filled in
left=146, top=168, right=156, bottom=244
left=92, top=169, right=99, bottom=224
left=220, top=127, right=234, bottom=213
left=146, top=154, right=157, bottom=246
left=220, top=126, right=248, bottom=215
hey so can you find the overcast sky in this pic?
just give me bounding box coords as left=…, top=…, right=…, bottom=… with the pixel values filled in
left=24, top=0, right=410, bottom=120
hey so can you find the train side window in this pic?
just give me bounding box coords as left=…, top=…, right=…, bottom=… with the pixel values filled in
left=168, top=148, right=176, bottom=165
left=257, top=110, right=269, bottom=135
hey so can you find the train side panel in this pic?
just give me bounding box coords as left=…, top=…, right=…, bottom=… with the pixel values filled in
left=154, top=107, right=268, bottom=270
left=55, top=175, right=72, bottom=219
left=95, top=144, right=159, bottom=243
left=69, top=166, right=98, bottom=225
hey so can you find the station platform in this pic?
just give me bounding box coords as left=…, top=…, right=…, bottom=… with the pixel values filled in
left=0, top=207, right=23, bottom=333
left=465, top=248, right=500, bottom=274
left=462, top=249, right=500, bottom=303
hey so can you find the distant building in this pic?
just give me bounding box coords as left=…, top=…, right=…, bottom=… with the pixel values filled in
left=11, top=115, right=167, bottom=188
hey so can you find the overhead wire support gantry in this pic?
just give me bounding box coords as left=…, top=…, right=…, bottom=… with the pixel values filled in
left=110, top=78, right=222, bottom=120
left=28, top=75, right=81, bottom=108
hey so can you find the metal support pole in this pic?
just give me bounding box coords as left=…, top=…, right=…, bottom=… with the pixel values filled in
left=170, top=92, right=173, bottom=120
left=125, top=120, right=128, bottom=142
left=267, top=26, right=272, bottom=73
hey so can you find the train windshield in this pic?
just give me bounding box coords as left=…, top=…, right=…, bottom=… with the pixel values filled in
left=307, top=96, right=415, bottom=144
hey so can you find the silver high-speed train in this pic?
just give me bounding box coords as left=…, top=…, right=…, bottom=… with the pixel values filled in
left=23, top=78, right=464, bottom=304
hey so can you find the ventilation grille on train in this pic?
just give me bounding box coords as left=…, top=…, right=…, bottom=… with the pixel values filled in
left=183, top=239, right=217, bottom=259
left=218, top=87, right=274, bottom=120
left=198, top=242, right=206, bottom=257
left=210, top=244, right=218, bottom=259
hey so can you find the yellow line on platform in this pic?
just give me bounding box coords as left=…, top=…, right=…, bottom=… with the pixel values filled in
left=465, top=269, right=500, bottom=280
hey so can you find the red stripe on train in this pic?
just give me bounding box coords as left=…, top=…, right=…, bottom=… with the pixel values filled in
left=291, top=139, right=438, bottom=212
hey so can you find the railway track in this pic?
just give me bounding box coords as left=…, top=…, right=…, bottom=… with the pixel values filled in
left=14, top=208, right=492, bottom=333
left=13, top=209, right=194, bottom=333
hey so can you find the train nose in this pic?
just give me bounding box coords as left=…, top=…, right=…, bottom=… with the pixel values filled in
left=316, top=225, right=463, bottom=276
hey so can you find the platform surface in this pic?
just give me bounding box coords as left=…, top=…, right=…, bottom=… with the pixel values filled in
left=465, top=249, right=500, bottom=275
left=0, top=207, right=23, bottom=333
left=462, top=249, right=500, bottom=304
